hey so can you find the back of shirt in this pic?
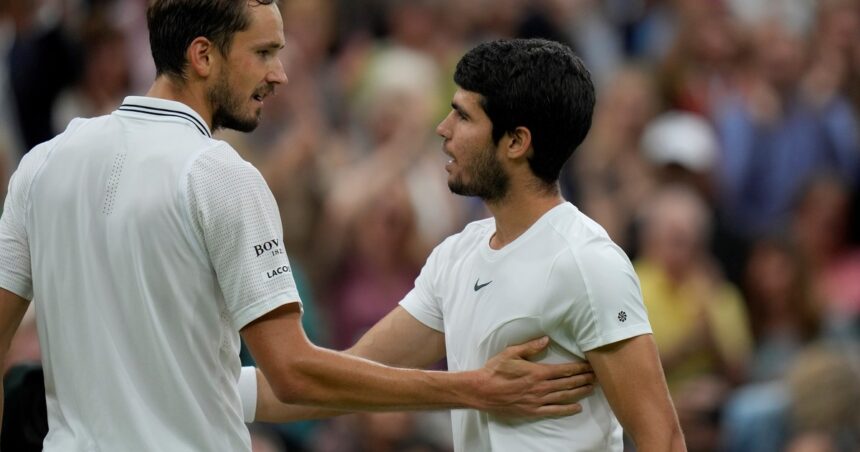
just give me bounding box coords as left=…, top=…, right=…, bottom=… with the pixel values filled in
left=0, top=97, right=299, bottom=451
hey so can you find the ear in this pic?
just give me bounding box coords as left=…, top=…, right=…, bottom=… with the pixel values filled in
left=186, top=37, right=218, bottom=79
left=503, top=126, right=533, bottom=160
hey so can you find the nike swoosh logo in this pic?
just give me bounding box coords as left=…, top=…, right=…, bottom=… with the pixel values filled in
left=474, top=279, right=493, bottom=291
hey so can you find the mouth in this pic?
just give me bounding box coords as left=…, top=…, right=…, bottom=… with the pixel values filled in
left=442, top=146, right=455, bottom=172
left=252, top=86, right=274, bottom=104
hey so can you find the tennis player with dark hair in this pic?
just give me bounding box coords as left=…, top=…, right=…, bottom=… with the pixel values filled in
left=0, top=3, right=592, bottom=450
left=248, top=39, right=685, bottom=451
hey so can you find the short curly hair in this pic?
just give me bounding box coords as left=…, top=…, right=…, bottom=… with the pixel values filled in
left=454, top=39, right=595, bottom=185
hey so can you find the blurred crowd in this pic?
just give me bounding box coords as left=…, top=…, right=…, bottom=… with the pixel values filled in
left=2, top=0, right=860, bottom=451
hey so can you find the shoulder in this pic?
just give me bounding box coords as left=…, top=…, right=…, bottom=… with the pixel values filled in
left=186, top=141, right=264, bottom=188
left=546, top=205, right=636, bottom=282
left=14, top=118, right=93, bottom=190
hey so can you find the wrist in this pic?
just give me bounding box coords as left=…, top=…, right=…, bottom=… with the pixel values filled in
left=449, top=369, right=485, bottom=411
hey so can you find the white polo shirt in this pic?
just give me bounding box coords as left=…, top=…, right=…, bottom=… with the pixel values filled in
left=400, top=202, right=652, bottom=452
left=0, top=96, right=300, bottom=451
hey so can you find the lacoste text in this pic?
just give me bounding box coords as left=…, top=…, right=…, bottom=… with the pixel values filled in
left=266, top=266, right=291, bottom=279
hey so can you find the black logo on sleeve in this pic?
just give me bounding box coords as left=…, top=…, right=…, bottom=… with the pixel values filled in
left=266, top=266, right=291, bottom=279
left=253, top=239, right=284, bottom=257
left=618, top=311, right=627, bottom=322
left=474, top=278, right=493, bottom=291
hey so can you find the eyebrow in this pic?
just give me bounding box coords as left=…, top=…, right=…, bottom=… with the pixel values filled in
left=255, top=40, right=285, bottom=50
left=451, top=101, right=470, bottom=119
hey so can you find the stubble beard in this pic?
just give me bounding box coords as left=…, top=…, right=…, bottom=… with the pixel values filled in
left=208, top=69, right=261, bottom=133
left=448, top=143, right=510, bottom=202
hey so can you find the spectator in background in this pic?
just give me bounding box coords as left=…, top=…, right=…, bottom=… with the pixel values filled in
left=639, top=110, right=751, bottom=286
left=657, top=0, right=742, bottom=117
left=635, top=185, right=753, bottom=392
left=547, top=0, right=624, bottom=88
left=640, top=111, right=718, bottom=205
left=714, top=16, right=860, bottom=238
left=807, top=0, right=860, bottom=116
left=316, top=47, right=462, bottom=348
left=784, top=343, right=860, bottom=451
left=51, top=15, right=129, bottom=132
left=742, top=237, right=822, bottom=382
left=791, top=175, right=860, bottom=328
left=563, top=65, right=660, bottom=252
left=6, top=0, right=80, bottom=152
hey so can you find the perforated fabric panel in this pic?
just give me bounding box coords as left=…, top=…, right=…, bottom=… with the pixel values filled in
left=186, top=144, right=301, bottom=330
left=102, top=152, right=126, bottom=215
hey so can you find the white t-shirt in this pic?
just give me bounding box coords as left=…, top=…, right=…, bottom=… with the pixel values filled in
left=400, top=202, right=652, bottom=452
left=0, top=96, right=300, bottom=451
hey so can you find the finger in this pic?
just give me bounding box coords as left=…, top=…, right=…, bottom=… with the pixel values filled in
left=535, top=372, right=596, bottom=395
left=540, top=385, right=595, bottom=405
left=541, top=361, right=593, bottom=380
left=532, top=402, right=584, bottom=418
left=507, top=336, right=550, bottom=358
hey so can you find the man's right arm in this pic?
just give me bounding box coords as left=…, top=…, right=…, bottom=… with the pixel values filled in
left=243, top=304, right=593, bottom=420
left=191, top=155, right=591, bottom=420
left=252, top=306, right=446, bottom=421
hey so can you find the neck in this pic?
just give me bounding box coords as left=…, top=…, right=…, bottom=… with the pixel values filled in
left=485, top=184, right=564, bottom=250
left=146, top=76, right=214, bottom=129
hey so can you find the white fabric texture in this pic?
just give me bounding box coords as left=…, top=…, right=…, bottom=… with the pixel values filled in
left=400, top=202, right=652, bottom=452
left=0, top=96, right=299, bottom=451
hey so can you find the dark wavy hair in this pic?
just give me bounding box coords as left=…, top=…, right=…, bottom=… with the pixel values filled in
left=147, top=0, right=277, bottom=79
left=453, top=39, right=595, bottom=185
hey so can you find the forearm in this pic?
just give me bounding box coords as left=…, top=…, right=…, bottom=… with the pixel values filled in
left=254, top=368, right=349, bottom=422
left=264, top=343, right=478, bottom=412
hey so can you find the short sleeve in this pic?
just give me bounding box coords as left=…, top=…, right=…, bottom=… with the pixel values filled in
left=0, top=153, right=42, bottom=300
left=186, top=146, right=301, bottom=330
left=399, top=244, right=445, bottom=333
left=0, top=118, right=87, bottom=301
left=558, top=242, right=652, bottom=352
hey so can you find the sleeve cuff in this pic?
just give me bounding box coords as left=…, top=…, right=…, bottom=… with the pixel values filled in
left=232, top=289, right=303, bottom=331
left=0, top=275, right=33, bottom=301
left=580, top=323, right=653, bottom=352
left=399, top=294, right=444, bottom=333
left=239, top=366, right=257, bottom=423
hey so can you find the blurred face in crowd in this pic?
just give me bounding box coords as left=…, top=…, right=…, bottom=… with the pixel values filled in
left=746, top=242, right=795, bottom=309
left=753, top=21, right=806, bottom=90
left=437, top=89, right=510, bottom=202
left=643, top=188, right=710, bottom=279
left=209, top=2, right=287, bottom=131
left=792, top=178, right=851, bottom=262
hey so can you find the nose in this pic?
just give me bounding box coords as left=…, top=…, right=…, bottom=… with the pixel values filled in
left=268, top=57, right=288, bottom=85
left=436, top=112, right=452, bottom=138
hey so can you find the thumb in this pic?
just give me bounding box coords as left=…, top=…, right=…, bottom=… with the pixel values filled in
left=513, top=336, right=550, bottom=358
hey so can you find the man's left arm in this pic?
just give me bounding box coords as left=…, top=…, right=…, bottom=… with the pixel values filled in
left=585, top=334, right=685, bottom=451
left=0, top=288, right=32, bottom=429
